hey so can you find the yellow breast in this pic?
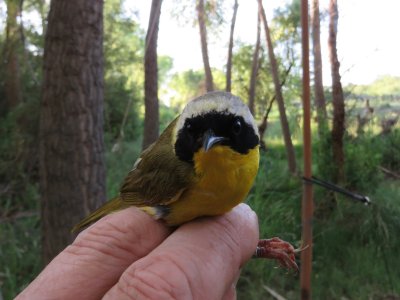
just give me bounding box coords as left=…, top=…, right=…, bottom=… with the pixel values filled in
left=164, top=145, right=259, bottom=225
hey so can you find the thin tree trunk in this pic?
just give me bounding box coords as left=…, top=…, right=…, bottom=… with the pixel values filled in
left=258, top=97, right=275, bottom=150
left=258, top=62, right=293, bottom=149
left=311, top=0, right=328, bottom=136
left=225, top=0, right=238, bottom=93
left=4, top=0, right=22, bottom=111
left=197, top=0, right=214, bottom=92
left=112, top=96, right=134, bottom=153
left=328, top=0, right=345, bottom=182
left=40, top=0, right=106, bottom=263
left=258, top=0, right=297, bottom=174
left=143, top=0, right=162, bottom=149
left=248, top=8, right=261, bottom=115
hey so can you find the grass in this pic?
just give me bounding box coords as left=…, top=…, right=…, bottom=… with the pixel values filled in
left=0, top=216, right=41, bottom=300
left=0, top=183, right=41, bottom=300
left=1, top=129, right=400, bottom=299
left=238, top=144, right=400, bottom=299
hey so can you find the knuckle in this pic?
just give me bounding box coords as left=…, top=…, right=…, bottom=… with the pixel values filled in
left=68, top=225, right=142, bottom=265
left=211, top=206, right=259, bottom=264
left=213, top=216, right=242, bottom=262
left=71, top=215, right=160, bottom=262
left=118, top=257, right=194, bottom=300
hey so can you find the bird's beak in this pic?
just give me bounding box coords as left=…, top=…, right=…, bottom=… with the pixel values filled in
left=203, top=130, right=227, bottom=152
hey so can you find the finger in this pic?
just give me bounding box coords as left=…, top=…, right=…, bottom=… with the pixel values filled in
left=16, top=207, right=170, bottom=300
left=222, top=285, right=237, bottom=300
left=103, top=203, right=259, bottom=300
left=222, top=270, right=241, bottom=300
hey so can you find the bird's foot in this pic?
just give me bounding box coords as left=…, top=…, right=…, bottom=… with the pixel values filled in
left=254, top=237, right=304, bottom=272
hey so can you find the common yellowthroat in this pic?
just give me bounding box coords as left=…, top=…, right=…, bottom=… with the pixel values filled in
left=72, top=91, right=260, bottom=232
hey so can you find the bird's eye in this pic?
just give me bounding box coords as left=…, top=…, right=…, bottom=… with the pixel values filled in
left=185, top=122, right=193, bottom=133
left=232, top=118, right=242, bottom=135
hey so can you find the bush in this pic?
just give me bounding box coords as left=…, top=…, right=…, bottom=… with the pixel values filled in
left=104, top=75, right=140, bottom=141
left=237, top=141, right=400, bottom=299
left=0, top=100, right=40, bottom=211
left=0, top=212, right=41, bottom=299
left=344, top=134, right=383, bottom=190
left=380, top=128, right=400, bottom=171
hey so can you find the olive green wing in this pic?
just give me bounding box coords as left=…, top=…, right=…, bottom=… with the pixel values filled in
left=119, top=117, right=195, bottom=207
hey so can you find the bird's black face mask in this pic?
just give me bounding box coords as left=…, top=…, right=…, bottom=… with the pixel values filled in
left=175, top=112, right=260, bottom=164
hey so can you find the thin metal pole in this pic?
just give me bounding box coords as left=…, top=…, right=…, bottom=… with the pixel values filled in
left=300, top=0, right=314, bottom=299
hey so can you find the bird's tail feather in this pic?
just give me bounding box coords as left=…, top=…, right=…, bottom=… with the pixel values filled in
left=71, top=197, right=124, bottom=233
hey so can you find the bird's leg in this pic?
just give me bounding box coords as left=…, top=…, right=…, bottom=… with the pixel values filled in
left=254, top=237, right=302, bottom=272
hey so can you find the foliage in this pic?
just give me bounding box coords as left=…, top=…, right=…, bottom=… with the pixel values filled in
left=271, top=0, right=302, bottom=97
left=314, top=130, right=384, bottom=191
left=344, top=134, right=383, bottom=190
left=229, top=0, right=302, bottom=119
left=158, top=55, right=174, bottom=88
left=103, top=0, right=145, bottom=141
left=348, top=75, right=400, bottom=97
left=238, top=144, right=400, bottom=299
left=0, top=213, right=41, bottom=300
left=105, top=140, right=142, bottom=197
left=166, top=68, right=225, bottom=110
left=0, top=102, right=41, bottom=299
left=0, top=101, right=40, bottom=214
left=231, top=42, right=274, bottom=118
left=272, top=0, right=301, bottom=63
left=380, top=128, right=400, bottom=171
left=169, top=0, right=227, bottom=37
left=313, top=126, right=335, bottom=180
left=167, top=69, right=206, bottom=109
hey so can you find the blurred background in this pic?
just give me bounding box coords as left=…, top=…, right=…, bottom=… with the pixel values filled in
left=0, top=0, right=399, bottom=299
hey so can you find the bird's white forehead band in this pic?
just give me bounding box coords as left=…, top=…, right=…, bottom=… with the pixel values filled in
left=175, top=91, right=259, bottom=136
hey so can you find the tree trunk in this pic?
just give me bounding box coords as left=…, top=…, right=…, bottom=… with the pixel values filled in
left=143, top=0, right=162, bottom=150
left=4, top=0, right=22, bottom=111
left=258, top=97, right=275, bottom=150
left=259, top=0, right=297, bottom=174
left=225, top=0, right=238, bottom=93
left=258, top=62, right=292, bottom=150
left=328, top=0, right=345, bottom=183
left=197, top=0, right=214, bottom=92
left=311, top=0, right=328, bottom=136
left=248, top=8, right=261, bottom=115
left=40, top=0, right=106, bottom=264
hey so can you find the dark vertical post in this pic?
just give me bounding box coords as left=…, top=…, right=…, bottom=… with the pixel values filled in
left=300, top=0, right=314, bottom=299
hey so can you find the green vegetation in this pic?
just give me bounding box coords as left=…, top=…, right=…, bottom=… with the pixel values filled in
left=239, top=133, right=400, bottom=299
left=2, top=126, right=399, bottom=299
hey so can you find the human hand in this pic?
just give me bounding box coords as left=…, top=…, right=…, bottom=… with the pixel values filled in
left=16, top=203, right=259, bottom=300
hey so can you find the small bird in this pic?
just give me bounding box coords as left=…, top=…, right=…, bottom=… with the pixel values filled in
left=72, top=91, right=298, bottom=270
left=73, top=91, right=260, bottom=229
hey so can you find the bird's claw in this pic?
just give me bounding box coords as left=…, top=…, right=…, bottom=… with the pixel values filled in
left=254, top=237, right=304, bottom=273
